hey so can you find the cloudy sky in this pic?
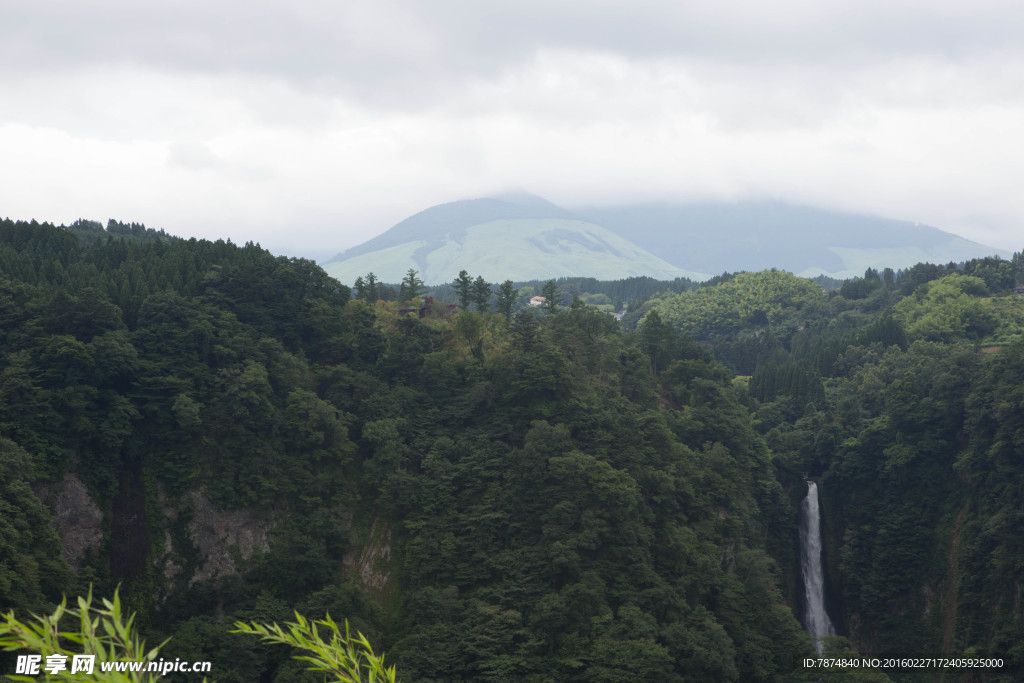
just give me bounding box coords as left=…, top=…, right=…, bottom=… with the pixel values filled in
left=3, top=0, right=1023, bottom=258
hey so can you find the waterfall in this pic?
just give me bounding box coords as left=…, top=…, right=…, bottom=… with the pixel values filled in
left=800, top=480, right=834, bottom=655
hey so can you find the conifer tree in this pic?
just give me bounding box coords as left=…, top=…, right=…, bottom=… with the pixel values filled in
left=495, top=280, right=518, bottom=319
left=541, top=279, right=559, bottom=313
left=357, top=273, right=380, bottom=301
left=471, top=275, right=491, bottom=312
left=453, top=270, right=473, bottom=309
left=400, top=269, right=425, bottom=301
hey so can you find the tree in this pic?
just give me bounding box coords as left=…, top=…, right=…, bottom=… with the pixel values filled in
left=511, top=309, right=539, bottom=348
left=540, top=280, right=559, bottom=314
left=400, top=269, right=425, bottom=302
left=453, top=270, right=473, bottom=310
left=640, top=310, right=674, bottom=376
left=356, top=273, right=380, bottom=302
left=495, top=280, right=518, bottom=319
left=472, top=276, right=491, bottom=312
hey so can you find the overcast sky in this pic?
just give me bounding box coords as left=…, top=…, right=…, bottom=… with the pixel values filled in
left=3, top=0, right=1023, bottom=259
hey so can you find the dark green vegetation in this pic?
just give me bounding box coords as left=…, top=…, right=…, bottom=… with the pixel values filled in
left=638, top=259, right=1024, bottom=680
left=426, top=274, right=699, bottom=318
left=3, top=215, right=1024, bottom=681
left=1, top=218, right=812, bottom=681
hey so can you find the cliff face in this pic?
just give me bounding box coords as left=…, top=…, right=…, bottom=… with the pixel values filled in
left=183, top=490, right=272, bottom=586
left=342, top=515, right=391, bottom=593
left=37, top=477, right=271, bottom=590
left=38, top=478, right=395, bottom=605
left=35, top=474, right=102, bottom=572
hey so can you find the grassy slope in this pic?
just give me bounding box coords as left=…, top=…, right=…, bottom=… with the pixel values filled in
left=323, top=218, right=710, bottom=284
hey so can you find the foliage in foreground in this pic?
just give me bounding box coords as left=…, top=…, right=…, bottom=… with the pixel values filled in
left=0, top=589, right=170, bottom=682
left=234, top=613, right=397, bottom=682
left=1, top=589, right=395, bottom=683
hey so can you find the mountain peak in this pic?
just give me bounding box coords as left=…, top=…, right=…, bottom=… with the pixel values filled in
left=325, top=194, right=576, bottom=265
left=322, top=194, right=703, bottom=284
left=321, top=196, right=1011, bottom=285
left=489, top=190, right=564, bottom=210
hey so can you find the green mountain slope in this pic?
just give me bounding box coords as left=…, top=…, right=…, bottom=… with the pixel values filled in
left=325, top=216, right=707, bottom=284
left=581, top=201, right=1009, bottom=279
left=328, top=193, right=575, bottom=262
left=326, top=195, right=1009, bottom=285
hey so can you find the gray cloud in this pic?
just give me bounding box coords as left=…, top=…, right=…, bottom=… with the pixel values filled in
left=2, top=0, right=1023, bottom=254
left=5, top=1, right=1023, bottom=97
left=166, top=141, right=222, bottom=170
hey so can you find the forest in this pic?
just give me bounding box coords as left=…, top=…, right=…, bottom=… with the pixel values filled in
left=1, top=216, right=1023, bottom=681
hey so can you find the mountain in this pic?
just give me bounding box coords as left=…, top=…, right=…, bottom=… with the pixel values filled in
left=324, top=194, right=1011, bottom=285
left=579, top=201, right=1011, bottom=279
left=322, top=195, right=709, bottom=284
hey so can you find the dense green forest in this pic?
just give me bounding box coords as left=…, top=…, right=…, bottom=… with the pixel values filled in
left=2, top=216, right=1023, bottom=681
left=639, top=260, right=1024, bottom=679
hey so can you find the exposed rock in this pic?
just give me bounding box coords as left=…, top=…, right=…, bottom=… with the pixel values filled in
left=157, top=530, right=181, bottom=584
left=34, top=473, right=103, bottom=571
left=186, top=490, right=271, bottom=586
left=150, top=485, right=182, bottom=600
left=343, top=516, right=391, bottom=592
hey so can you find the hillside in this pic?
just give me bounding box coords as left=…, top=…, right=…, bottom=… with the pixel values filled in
left=323, top=195, right=1009, bottom=286
left=4, top=216, right=1024, bottom=680
left=324, top=195, right=706, bottom=284
left=581, top=201, right=1009, bottom=279
left=0, top=217, right=810, bottom=681
left=635, top=258, right=1024, bottom=672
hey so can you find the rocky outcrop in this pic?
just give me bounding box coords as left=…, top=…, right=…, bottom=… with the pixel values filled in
left=186, top=490, right=271, bottom=585
left=342, top=516, right=391, bottom=592
left=35, top=473, right=103, bottom=571
left=37, top=478, right=287, bottom=592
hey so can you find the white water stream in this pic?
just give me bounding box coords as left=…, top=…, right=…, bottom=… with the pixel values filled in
left=799, top=480, right=835, bottom=655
